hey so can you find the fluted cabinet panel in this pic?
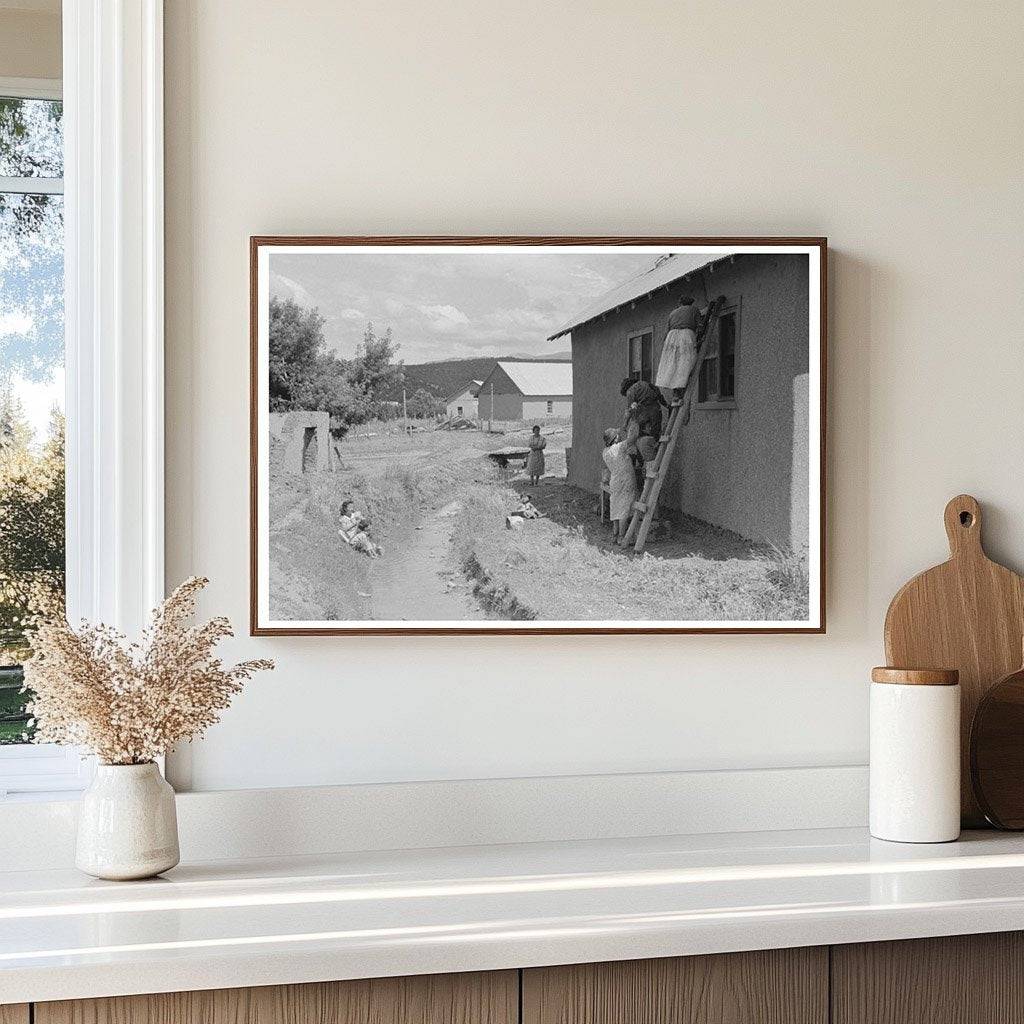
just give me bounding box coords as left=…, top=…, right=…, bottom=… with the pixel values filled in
left=35, top=972, right=517, bottom=1024
left=522, top=948, right=828, bottom=1024
left=832, top=933, right=1024, bottom=1024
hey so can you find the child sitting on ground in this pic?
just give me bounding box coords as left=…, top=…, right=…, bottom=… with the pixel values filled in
left=505, top=494, right=544, bottom=529
left=338, top=500, right=383, bottom=558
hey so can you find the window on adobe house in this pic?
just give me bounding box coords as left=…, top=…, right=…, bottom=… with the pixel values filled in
left=697, top=309, right=738, bottom=405
left=546, top=400, right=553, bottom=414
left=627, top=329, right=654, bottom=382
left=457, top=406, right=463, bottom=416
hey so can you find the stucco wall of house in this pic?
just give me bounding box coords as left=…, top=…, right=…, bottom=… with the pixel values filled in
left=673, top=254, right=810, bottom=547
left=570, top=253, right=810, bottom=548
left=790, top=373, right=811, bottom=554
left=522, top=397, right=572, bottom=420
left=569, top=322, right=630, bottom=491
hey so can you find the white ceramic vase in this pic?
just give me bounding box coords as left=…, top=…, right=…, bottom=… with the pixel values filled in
left=76, top=762, right=180, bottom=880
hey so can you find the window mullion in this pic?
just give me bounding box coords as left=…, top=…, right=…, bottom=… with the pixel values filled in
left=0, top=176, right=64, bottom=195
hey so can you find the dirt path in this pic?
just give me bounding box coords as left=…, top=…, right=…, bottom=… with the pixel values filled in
left=365, top=501, right=486, bottom=621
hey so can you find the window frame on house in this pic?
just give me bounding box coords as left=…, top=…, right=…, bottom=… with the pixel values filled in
left=625, top=326, right=655, bottom=383
left=0, top=0, right=166, bottom=800
left=546, top=400, right=553, bottom=414
left=696, top=302, right=740, bottom=410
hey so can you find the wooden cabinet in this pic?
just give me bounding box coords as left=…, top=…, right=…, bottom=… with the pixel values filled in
left=832, top=932, right=1024, bottom=1024
left=23, top=932, right=1024, bottom=1024
left=522, top=948, right=828, bottom=1024
left=34, top=971, right=517, bottom=1024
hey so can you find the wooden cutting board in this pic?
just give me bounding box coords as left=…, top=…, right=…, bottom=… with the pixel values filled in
left=884, top=494, right=1024, bottom=826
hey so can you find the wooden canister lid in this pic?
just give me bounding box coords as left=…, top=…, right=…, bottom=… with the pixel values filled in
left=871, top=667, right=959, bottom=686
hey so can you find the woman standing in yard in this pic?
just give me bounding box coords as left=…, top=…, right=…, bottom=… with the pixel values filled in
left=526, top=424, right=546, bottom=485
left=655, top=295, right=700, bottom=402
left=602, top=427, right=637, bottom=544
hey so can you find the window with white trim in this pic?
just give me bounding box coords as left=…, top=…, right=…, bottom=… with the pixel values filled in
left=0, top=81, right=90, bottom=798
left=0, top=1, right=167, bottom=798
left=0, top=85, right=65, bottom=756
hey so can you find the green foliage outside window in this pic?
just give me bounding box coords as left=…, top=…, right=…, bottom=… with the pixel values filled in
left=0, top=96, right=65, bottom=744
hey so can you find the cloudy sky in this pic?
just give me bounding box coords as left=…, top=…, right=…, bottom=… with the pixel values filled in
left=269, top=251, right=656, bottom=364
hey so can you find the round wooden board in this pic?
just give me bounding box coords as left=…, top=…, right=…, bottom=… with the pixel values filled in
left=970, top=663, right=1024, bottom=829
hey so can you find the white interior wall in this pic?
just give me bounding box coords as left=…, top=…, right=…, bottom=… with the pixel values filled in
left=164, top=0, right=1024, bottom=792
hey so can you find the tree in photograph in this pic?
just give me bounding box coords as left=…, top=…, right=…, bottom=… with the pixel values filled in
left=348, top=323, right=403, bottom=415
left=268, top=296, right=328, bottom=409
left=268, top=297, right=367, bottom=422
left=268, top=301, right=408, bottom=426
left=405, top=387, right=443, bottom=419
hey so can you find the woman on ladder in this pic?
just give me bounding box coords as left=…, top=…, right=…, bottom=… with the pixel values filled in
left=655, top=295, right=701, bottom=404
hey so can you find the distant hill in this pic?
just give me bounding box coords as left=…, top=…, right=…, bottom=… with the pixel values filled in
left=389, top=353, right=571, bottom=401
left=504, top=351, right=571, bottom=361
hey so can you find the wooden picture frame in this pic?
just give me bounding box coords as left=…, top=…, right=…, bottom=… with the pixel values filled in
left=251, top=236, right=827, bottom=635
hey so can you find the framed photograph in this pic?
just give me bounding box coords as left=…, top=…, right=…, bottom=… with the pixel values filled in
left=250, top=237, right=826, bottom=635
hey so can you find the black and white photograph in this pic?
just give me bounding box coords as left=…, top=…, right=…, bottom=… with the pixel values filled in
left=251, top=239, right=825, bottom=634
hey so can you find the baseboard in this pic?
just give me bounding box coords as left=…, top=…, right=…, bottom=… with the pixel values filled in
left=0, top=765, right=868, bottom=871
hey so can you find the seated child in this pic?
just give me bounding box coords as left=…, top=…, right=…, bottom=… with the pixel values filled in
left=505, top=494, right=544, bottom=529
left=338, top=500, right=383, bottom=558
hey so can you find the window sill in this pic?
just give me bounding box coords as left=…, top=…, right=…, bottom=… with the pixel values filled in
left=695, top=400, right=737, bottom=411
left=0, top=744, right=94, bottom=798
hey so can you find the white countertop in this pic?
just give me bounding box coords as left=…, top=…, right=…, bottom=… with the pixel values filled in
left=4, top=826, right=1024, bottom=1004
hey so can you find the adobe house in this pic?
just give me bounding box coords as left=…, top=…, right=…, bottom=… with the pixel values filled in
left=268, top=410, right=331, bottom=474
left=550, top=252, right=810, bottom=551
left=477, top=361, right=573, bottom=422
left=444, top=379, right=483, bottom=420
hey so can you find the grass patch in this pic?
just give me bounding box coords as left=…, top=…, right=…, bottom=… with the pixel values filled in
left=266, top=426, right=807, bottom=625
left=463, top=555, right=537, bottom=620
left=267, top=433, right=499, bottom=621
left=456, top=482, right=810, bottom=622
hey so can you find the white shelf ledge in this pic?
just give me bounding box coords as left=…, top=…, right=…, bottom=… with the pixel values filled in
left=4, top=827, right=1024, bottom=1004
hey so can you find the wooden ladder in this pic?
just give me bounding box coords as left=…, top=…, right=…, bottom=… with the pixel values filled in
left=621, top=296, right=725, bottom=554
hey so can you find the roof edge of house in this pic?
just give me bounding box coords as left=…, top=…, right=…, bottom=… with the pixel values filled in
left=547, top=252, right=741, bottom=341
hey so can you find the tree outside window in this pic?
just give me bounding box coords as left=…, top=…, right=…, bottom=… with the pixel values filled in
left=0, top=95, right=65, bottom=744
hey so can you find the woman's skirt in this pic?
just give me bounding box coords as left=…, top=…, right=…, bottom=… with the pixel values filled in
left=655, top=328, right=698, bottom=389
left=609, top=472, right=637, bottom=522
left=526, top=449, right=545, bottom=476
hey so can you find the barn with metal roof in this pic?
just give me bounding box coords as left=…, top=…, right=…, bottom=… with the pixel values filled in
left=477, top=361, right=573, bottom=423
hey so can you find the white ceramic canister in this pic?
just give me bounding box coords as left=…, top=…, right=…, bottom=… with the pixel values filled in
left=76, top=762, right=180, bottom=880
left=869, top=667, right=960, bottom=843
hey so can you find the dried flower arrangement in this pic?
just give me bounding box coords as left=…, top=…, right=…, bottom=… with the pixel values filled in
left=23, top=576, right=273, bottom=765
